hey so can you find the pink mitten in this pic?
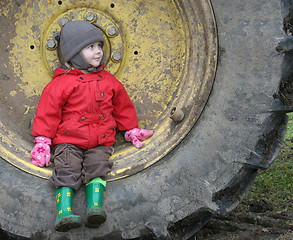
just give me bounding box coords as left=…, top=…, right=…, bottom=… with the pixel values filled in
left=124, top=128, right=155, bottom=148
left=31, top=136, right=52, bottom=167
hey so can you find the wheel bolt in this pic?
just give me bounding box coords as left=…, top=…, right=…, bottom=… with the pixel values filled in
left=47, top=39, right=56, bottom=50
left=107, top=26, right=117, bottom=37
left=112, top=52, right=122, bottom=62
left=170, top=107, right=184, bottom=122
left=59, top=17, right=69, bottom=27
left=85, top=12, right=96, bottom=22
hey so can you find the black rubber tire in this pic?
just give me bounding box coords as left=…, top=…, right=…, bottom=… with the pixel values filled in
left=0, top=0, right=291, bottom=240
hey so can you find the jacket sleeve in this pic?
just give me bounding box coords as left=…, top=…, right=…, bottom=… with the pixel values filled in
left=112, top=82, right=138, bottom=131
left=31, top=79, right=69, bottom=138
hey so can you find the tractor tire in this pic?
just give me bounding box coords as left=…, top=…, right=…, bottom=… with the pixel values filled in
left=0, top=0, right=291, bottom=239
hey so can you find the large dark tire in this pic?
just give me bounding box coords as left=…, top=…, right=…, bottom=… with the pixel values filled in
left=0, top=0, right=291, bottom=239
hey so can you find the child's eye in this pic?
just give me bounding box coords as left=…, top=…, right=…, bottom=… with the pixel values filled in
left=88, top=45, right=94, bottom=49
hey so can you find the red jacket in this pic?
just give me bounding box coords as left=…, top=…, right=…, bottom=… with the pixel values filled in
left=31, top=67, right=138, bottom=149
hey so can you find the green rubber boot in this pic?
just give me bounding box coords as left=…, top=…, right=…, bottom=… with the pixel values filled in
left=54, top=187, right=82, bottom=232
left=86, top=177, right=107, bottom=227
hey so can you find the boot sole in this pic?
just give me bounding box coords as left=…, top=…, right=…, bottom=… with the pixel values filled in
left=87, top=208, right=106, bottom=226
left=55, top=215, right=82, bottom=232
left=55, top=221, right=82, bottom=232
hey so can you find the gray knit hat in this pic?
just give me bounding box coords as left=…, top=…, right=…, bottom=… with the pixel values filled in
left=60, top=20, right=105, bottom=70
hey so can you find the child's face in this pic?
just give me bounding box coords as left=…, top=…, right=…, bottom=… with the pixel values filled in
left=81, top=41, right=103, bottom=68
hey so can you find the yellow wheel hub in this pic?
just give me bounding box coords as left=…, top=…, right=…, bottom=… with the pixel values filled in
left=0, top=0, right=217, bottom=180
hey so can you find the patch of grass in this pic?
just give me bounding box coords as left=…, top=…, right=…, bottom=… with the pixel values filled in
left=244, top=113, right=293, bottom=211
left=284, top=112, right=293, bottom=141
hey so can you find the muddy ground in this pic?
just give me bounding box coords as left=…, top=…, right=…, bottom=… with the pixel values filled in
left=193, top=199, right=293, bottom=240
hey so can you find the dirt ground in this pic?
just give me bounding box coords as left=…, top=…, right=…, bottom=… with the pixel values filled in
left=194, top=199, right=293, bottom=240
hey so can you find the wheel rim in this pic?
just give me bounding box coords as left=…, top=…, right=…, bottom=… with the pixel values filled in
left=0, top=0, right=217, bottom=180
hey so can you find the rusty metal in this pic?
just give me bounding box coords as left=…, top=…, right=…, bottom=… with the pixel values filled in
left=0, top=0, right=217, bottom=181
left=170, top=107, right=185, bottom=122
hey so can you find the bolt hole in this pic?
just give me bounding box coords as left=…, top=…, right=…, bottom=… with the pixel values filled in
left=134, top=51, right=139, bottom=55
left=170, top=107, right=176, bottom=115
left=58, top=1, right=62, bottom=5
left=110, top=3, right=115, bottom=8
left=30, top=45, right=35, bottom=50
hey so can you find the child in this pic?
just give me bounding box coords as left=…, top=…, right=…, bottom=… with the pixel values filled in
left=30, top=20, right=154, bottom=232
